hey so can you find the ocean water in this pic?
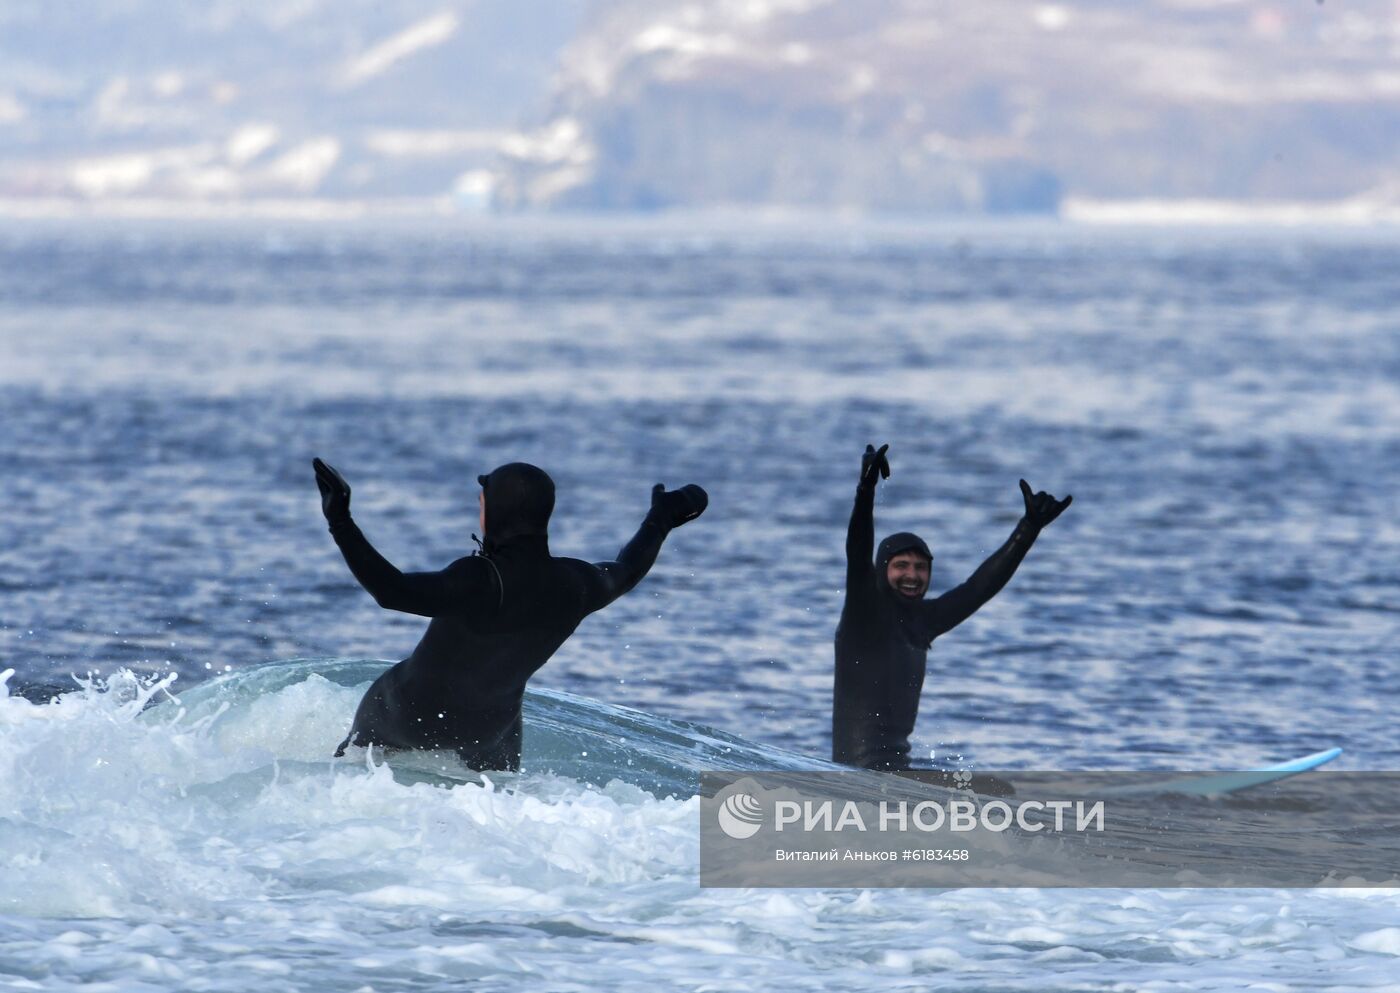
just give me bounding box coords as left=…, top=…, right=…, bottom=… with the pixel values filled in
left=1, top=218, right=1397, bottom=990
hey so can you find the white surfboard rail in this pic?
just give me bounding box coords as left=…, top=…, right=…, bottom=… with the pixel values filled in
left=1102, top=747, right=1344, bottom=797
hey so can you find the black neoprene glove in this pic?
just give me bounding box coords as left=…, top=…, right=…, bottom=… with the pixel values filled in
left=859, top=443, right=891, bottom=490
left=313, top=458, right=352, bottom=524
left=1018, top=478, right=1072, bottom=533
left=650, top=483, right=708, bottom=529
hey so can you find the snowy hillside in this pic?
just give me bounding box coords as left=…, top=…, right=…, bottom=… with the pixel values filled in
left=0, top=0, right=585, bottom=211
left=4, top=0, right=1400, bottom=217
left=497, top=0, right=1400, bottom=215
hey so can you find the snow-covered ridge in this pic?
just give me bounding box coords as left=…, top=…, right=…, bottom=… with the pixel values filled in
left=4, top=0, right=1400, bottom=215
left=496, top=0, right=1400, bottom=214
left=0, top=0, right=586, bottom=210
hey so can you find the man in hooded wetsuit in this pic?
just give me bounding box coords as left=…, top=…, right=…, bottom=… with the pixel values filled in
left=833, top=444, right=1071, bottom=771
left=312, top=458, right=707, bottom=771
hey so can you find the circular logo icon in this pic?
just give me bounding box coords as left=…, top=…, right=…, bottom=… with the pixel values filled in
left=717, top=792, right=764, bottom=839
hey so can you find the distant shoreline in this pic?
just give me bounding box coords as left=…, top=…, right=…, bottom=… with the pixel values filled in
left=3, top=195, right=1400, bottom=231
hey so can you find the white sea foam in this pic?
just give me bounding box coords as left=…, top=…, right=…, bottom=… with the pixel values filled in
left=1, top=664, right=1397, bottom=991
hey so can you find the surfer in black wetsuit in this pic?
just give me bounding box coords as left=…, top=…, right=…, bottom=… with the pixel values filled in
left=833, top=444, right=1070, bottom=772
left=313, top=457, right=707, bottom=771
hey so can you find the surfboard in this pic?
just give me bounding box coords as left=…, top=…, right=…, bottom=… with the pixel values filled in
left=1104, top=747, right=1343, bottom=798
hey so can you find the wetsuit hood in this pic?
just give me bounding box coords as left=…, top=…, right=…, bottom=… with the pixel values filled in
left=875, top=532, right=933, bottom=599
left=477, top=462, right=554, bottom=544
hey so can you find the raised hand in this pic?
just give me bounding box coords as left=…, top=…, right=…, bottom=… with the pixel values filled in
left=650, top=483, right=709, bottom=529
left=313, top=457, right=352, bottom=523
left=860, top=443, right=891, bottom=489
left=1019, top=478, right=1071, bottom=531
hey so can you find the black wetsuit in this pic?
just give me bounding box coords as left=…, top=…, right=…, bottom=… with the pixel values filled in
left=325, top=463, right=693, bottom=770
left=832, top=482, right=1041, bottom=770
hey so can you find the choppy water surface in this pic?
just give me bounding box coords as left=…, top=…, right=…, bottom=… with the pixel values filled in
left=0, top=219, right=1397, bottom=990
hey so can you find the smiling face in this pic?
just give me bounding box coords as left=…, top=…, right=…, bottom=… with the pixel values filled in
left=886, top=551, right=931, bottom=599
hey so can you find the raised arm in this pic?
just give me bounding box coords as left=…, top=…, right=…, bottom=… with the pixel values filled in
left=845, top=444, right=888, bottom=594
left=586, top=483, right=708, bottom=611
left=922, top=478, right=1070, bottom=637
left=314, top=458, right=497, bottom=618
